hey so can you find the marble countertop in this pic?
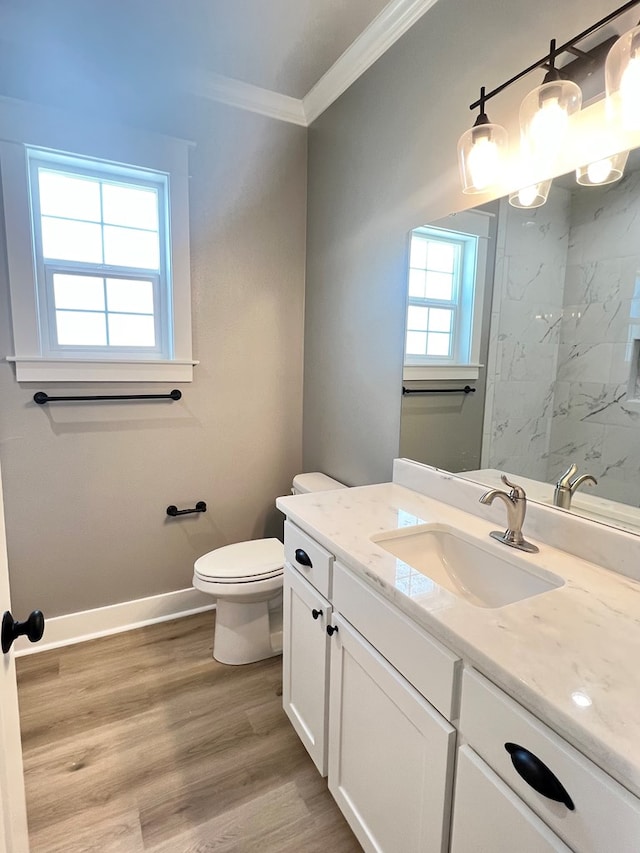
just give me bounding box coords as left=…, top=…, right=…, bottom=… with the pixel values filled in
left=277, top=482, right=640, bottom=799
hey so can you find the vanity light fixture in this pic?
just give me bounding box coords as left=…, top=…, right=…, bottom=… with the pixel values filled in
left=606, top=23, right=640, bottom=130
left=508, top=179, right=552, bottom=209
left=459, top=0, right=640, bottom=203
left=576, top=148, right=630, bottom=185
left=519, top=41, right=582, bottom=173
left=457, top=87, right=508, bottom=194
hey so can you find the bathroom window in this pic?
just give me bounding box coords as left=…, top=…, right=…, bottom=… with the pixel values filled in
left=1, top=99, right=194, bottom=382
left=404, top=211, right=491, bottom=381
left=405, top=233, right=463, bottom=361
left=29, top=153, right=169, bottom=358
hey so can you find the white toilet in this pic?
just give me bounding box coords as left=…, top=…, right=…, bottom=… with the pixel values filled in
left=193, top=472, right=346, bottom=665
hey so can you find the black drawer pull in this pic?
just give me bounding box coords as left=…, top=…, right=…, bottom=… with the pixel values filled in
left=295, top=548, right=313, bottom=567
left=505, top=743, right=575, bottom=810
left=326, top=624, right=338, bottom=636
left=311, top=609, right=322, bottom=620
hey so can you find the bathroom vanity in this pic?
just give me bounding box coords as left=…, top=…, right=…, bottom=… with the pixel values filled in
left=276, top=460, right=640, bottom=853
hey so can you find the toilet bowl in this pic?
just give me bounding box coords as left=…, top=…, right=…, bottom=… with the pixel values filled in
left=193, top=472, right=346, bottom=665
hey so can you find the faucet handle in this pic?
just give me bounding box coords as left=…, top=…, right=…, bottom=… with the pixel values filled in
left=500, top=474, right=526, bottom=500
left=557, top=463, right=578, bottom=489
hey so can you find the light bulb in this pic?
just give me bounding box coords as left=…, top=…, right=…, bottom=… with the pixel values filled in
left=620, top=54, right=640, bottom=129
left=458, top=99, right=507, bottom=194
left=517, top=185, right=539, bottom=207
left=586, top=158, right=613, bottom=184
left=509, top=179, right=551, bottom=209
left=576, top=150, right=628, bottom=187
left=466, top=135, right=499, bottom=190
left=529, top=96, right=569, bottom=151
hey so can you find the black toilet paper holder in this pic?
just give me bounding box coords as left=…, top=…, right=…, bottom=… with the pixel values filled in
left=166, top=501, right=207, bottom=517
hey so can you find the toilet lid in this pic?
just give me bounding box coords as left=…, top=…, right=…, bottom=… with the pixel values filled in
left=194, top=538, right=284, bottom=582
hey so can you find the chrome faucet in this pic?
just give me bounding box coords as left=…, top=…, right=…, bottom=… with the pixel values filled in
left=553, top=463, right=597, bottom=509
left=479, top=475, right=539, bottom=554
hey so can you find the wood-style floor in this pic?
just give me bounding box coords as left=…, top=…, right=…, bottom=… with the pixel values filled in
left=16, top=611, right=362, bottom=853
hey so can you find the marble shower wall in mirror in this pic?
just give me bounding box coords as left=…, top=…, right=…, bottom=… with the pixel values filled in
left=482, top=161, right=640, bottom=506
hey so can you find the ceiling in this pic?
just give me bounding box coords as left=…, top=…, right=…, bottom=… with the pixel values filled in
left=0, top=0, right=418, bottom=112
left=0, top=2, right=636, bottom=127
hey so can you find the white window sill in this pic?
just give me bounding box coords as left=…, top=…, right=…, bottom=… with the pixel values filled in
left=7, top=356, right=198, bottom=383
left=403, top=364, right=482, bottom=381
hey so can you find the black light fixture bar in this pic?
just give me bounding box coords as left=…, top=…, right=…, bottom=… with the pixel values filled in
left=469, top=0, right=640, bottom=111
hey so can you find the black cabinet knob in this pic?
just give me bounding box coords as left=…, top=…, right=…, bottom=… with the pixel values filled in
left=505, top=743, right=575, bottom=810
left=326, top=624, right=338, bottom=636
left=2, top=610, right=45, bottom=654
left=311, top=609, right=322, bottom=620
left=295, top=548, right=313, bottom=567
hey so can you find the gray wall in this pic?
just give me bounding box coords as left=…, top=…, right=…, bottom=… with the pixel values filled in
left=0, top=92, right=307, bottom=617
left=303, top=0, right=616, bottom=485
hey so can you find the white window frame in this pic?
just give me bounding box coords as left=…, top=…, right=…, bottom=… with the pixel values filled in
left=406, top=229, right=464, bottom=364
left=0, top=97, right=196, bottom=382
left=403, top=210, right=491, bottom=382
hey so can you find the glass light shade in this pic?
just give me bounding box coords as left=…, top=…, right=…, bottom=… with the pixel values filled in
left=576, top=150, right=629, bottom=186
left=520, top=80, right=582, bottom=168
left=508, top=179, right=552, bottom=209
left=606, top=26, right=640, bottom=130
left=457, top=122, right=508, bottom=194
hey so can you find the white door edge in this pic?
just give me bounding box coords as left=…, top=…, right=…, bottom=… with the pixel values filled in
left=0, top=461, right=29, bottom=853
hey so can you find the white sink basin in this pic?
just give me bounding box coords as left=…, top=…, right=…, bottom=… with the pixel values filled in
left=371, top=524, right=564, bottom=608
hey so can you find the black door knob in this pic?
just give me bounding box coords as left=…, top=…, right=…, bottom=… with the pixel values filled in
left=311, top=609, right=322, bottom=620
left=2, top=610, right=45, bottom=654
left=326, top=624, right=338, bottom=636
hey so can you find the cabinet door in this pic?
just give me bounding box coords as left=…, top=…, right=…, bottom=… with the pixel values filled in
left=450, top=746, right=572, bottom=853
left=327, top=615, right=456, bottom=853
left=282, top=564, right=331, bottom=775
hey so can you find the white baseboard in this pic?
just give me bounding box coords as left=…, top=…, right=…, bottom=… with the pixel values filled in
left=14, top=588, right=215, bottom=656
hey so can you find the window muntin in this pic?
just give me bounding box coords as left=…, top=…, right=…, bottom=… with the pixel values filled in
left=28, top=152, right=170, bottom=359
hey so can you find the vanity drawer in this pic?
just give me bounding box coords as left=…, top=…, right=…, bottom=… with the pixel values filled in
left=333, top=562, right=461, bottom=721
left=284, top=520, right=334, bottom=598
left=459, top=668, right=640, bottom=853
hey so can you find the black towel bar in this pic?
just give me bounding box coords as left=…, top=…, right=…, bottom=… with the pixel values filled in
left=402, top=385, right=476, bottom=395
left=34, top=390, right=182, bottom=404
left=166, top=501, right=207, bottom=517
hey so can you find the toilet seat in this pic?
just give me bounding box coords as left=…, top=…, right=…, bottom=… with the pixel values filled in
left=194, top=538, right=284, bottom=584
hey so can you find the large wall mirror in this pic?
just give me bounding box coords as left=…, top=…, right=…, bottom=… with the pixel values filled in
left=400, top=146, right=640, bottom=535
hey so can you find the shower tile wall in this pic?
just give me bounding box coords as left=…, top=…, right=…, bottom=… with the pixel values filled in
left=547, top=168, right=640, bottom=505
left=482, top=189, right=571, bottom=478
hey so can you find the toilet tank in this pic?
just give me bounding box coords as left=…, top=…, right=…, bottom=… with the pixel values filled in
left=292, top=472, right=347, bottom=494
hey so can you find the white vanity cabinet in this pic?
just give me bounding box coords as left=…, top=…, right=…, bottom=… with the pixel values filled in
left=282, top=520, right=336, bottom=775
left=280, top=495, right=640, bottom=853
left=282, top=564, right=331, bottom=774
left=458, top=669, right=640, bottom=853
left=327, top=613, right=455, bottom=853
left=450, top=746, right=572, bottom=852
left=283, top=520, right=459, bottom=853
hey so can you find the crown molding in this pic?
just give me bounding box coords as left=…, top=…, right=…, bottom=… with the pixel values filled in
left=190, top=0, right=442, bottom=127
left=1, top=0, right=442, bottom=129
left=192, top=73, right=307, bottom=127
left=303, top=0, right=441, bottom=124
